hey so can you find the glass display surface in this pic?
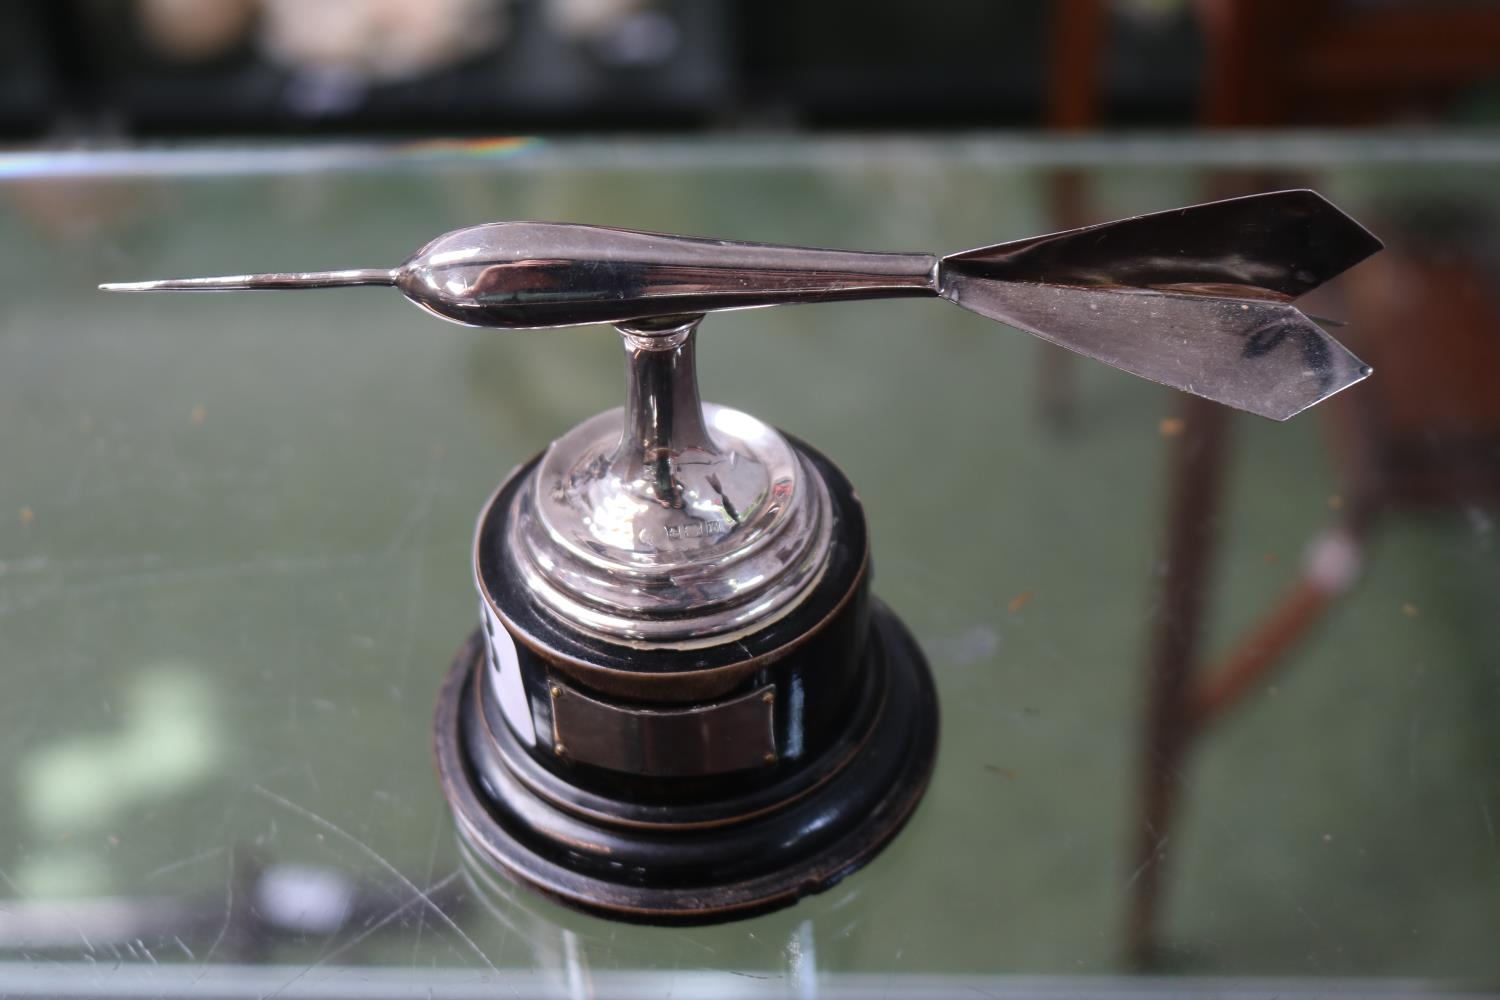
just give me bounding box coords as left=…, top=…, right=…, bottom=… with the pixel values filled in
left=1, top=136, right=1497, bottom=997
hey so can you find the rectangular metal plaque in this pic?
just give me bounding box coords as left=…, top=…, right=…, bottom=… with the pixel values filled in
left=550, top=679, right=777, bottom=777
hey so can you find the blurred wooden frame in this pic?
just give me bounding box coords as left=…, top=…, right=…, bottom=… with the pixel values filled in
left=1043, top=0, right=1500, bottom=967
left=1198, top=0, right=1500, bottom=125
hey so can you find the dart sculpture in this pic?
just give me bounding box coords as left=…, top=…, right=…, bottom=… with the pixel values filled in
left=105, top=190, right=1381, bottom=922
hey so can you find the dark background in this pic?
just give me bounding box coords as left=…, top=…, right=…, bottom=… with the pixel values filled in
left=5, top=0, right=1500, bottom=139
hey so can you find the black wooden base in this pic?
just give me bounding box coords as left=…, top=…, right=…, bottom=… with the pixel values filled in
left=433, top=602, right=938, bottom=924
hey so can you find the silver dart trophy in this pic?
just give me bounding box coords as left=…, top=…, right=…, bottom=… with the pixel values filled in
left=105, top=190, right=1382, bottom=922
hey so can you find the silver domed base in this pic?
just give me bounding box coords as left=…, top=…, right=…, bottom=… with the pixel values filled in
left=502, top=317, right=834, bottom=648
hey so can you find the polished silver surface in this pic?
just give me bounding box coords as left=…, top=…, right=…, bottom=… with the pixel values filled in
left=944, top=282, right=1370, bottom=420
left=101, top=189, right=1379, bottom=421
left=548, top=677, right=778, bottom=777
left=397, top=224, right=938, bottom=330
left=102, top=224, right=937, bottom=327
left=938, top=189, right=1382, bottom=419
left=506, top=316, right=833, bottom=646
left=99, top=268, right=395, bottom=292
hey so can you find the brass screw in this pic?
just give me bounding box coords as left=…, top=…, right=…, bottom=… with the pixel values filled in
left=554, top=742, right=567, bottom=756
left=763, top=752, right=778, bottom=764
left=549, top=685, right=562, bottom=698
left=761, top=690, right=775, bottom=704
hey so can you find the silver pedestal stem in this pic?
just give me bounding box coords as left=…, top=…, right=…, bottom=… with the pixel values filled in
left=614, top=316, right=719, bottom=511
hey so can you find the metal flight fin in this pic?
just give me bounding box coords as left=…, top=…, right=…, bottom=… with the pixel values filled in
left=938, top=190, right=1382, bottom=420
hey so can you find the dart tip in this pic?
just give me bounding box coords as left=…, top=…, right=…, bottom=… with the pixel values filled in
left=97, top=269, right=396, bottom=293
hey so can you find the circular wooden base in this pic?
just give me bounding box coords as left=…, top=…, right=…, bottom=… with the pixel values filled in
left=433, top=603, right=938, bottom=925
